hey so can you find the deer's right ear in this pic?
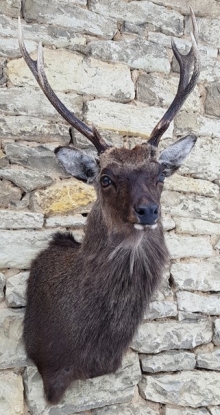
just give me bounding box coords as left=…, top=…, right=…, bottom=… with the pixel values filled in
left=55, top=147, right=99, bottom=183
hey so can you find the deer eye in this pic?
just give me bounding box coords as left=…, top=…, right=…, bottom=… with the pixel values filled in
left=100, top=175, right=113, bottom=188
left=158, top=172, right=166, bottom=183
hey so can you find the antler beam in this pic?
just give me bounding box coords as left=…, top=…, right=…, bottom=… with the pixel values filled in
left=18, top=17, right=109, bottom=154
left=148, top=8, right=200, bottom=147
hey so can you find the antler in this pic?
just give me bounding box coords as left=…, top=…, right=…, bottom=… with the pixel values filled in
left=18, top=17, right=109, bottom=155
left=148, top=8, right=200, bottom=147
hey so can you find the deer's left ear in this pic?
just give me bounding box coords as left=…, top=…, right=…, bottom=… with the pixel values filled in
left=55, top=146, right=99, bottom=183
left=158, top=135, right=197, bottom=177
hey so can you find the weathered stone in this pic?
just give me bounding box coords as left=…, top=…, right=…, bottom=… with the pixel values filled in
left=45, top=214, right=86, bottom=228
left=209, top=408, right=220, bottom=415
left=0, top=371, right=24, bottom=415
left=0, top=210, right=44, bottom=229
left=5, top=271, right=28, bottom=307
left=23, top=0, right=117, bottom=39
left=31, top=179, right=96, bottom=216
left=0, top=168, right=54, bottom=192
left=92, top=400, right=159, bottom=415
left=165, top=234, right=213, bottom=259
left=85, top=99, right=173, bottom=138
left=0, top=0, right=21, bottom=17
left=216, top=239, right=220, bottom=250
left=4, top=142, right=66, bottom=176
left=162, top=191, right=220, bottom=223
left=197, top=349, right=220, bottom=370
left=137, top=74, right=200, bottom=112
left=171, top=259, right=220, bottom=292
left=0, top=272, right=5, bottom=302
left=8, top=51, right=134, bottom=102
left=174, top=218, right=220, bottom=235
left=205, top=82, right=220, bottom=117
left=165, top=175, right=218, bottom=197
left=0, top=229, right=56, bottom=269
left=149, top=0, right=220, bottom=18
left=0, top=36, right=37, bottom=59
left=0, top=57, right=7, bottom=85
left=0, top=309, right=27, bottom=369
left=144, top=301, right=177, bottom=320
left=175, top=111, right=220, bottom=139
left=139, top=371, right=220, bottom=407
left=131, top=319, right=212, bottom=353
left=177, top=291, right=220, bottom=316
left=165, top=407, right=210, bottom=415
left=140, top=351, right=196, bottom=373
left=86, top=38, right=170, bottom=73
left=0, top=149, right=8, bottom=168
left=162, top=214, right=175, bottom=231
left=213, top=320, right=220, bottom=346
left=89, top=0, right=183, bottom=36
left=188, top=17, right=220, bottom=48
left=0, top=180, right=22, bottom=208
left=24, top=351, right=141, bottom=415
left=178, top=312, right=207, bottom=322
left=151, top=272, right=173, bottom=302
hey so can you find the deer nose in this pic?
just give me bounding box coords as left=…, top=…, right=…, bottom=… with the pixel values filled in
left=134, top=204, right=159, bottom=225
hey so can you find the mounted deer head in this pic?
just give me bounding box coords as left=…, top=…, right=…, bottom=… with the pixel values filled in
left=19, top=9, right=200, bottom=405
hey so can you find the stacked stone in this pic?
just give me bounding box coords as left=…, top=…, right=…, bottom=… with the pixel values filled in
left=0, top=0, right=220, bottom=414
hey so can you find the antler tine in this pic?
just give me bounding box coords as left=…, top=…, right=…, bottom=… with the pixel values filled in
left=18, top=17, right=108, bottom=154
left=148, top=8, right=200, bottom=147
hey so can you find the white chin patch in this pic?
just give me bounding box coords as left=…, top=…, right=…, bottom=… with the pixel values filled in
left=134, top=223, right=158, bottom=231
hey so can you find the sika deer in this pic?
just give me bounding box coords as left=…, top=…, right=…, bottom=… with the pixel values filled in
left=18, top=9, right=200, bottom=404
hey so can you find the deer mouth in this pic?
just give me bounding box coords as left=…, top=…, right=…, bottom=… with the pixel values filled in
left=134, top=223, right=158, bottom=231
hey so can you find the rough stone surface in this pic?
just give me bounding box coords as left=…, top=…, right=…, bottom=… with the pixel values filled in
left=205, top=82, right=220, bottom=117
left=0, top=371, right=24, bottom=415
left=165, top=407, right=210, bottom=415
left=45, top=214, right=86, bottom=228
left=197, top=349, right=220, bottom=370
left=171, top=260, right=220, bottom=292
left=141, top=351, right=196, bottom=373
left=139, top=371, right=220, bottom=407
left=0, top=168, right=54, bottom=192
left=132, top=319, right=212, bottom=353
left=165, top=234, right=213, bottom=259
left=175, top=111, right=220, bottom=139
left=0, top=308, right=27, bottom=369
left=174, top=218, right=220, bottom=235
left=177, top=291, right=220, bottom=316
left=214, top=320, right=220, bottom=346
left=86, top=99, right=173, bottom=138
left=5, top=271, right=28, bottom=308
left=149, top=0, right=220, bottom=17
left=0, top=180, right=22, bottom=208
left=31, top=179, right=96, bottom=216
left=210, top=407, right=220, bottom=415
left=0, top=272, right=5, bottom=302
left=24, top=351, right=141, bottom=415
left=164, top=175, right=218, bottom=197
left=0, top=210, right=44, bottom=229
left=144, top=301, right=177, bottom=320
left=92, top=400, right=159, bottom=415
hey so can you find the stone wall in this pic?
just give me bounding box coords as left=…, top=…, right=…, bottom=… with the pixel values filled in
left=0, top=0, right=220, bottom=414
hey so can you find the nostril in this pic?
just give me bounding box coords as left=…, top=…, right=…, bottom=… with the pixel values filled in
left=152, top=205, right=159, bottom=215
left=135, top=207, right=146, bottom=216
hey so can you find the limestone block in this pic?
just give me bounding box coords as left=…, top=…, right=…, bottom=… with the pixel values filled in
left=177, top=291, right=220, bottom=316
left=0, top=0, right=21, bottom=17
left=140, top=351, right=196, bottom=373
left=4, top=142, right=66, bottom=176
left=144, top=301, right=177, bottom=320
left=0, top=36, right=37, bottom=59
left=174, top=218, right=220, bottom=235
left=209, top=408, right=220, bottom=415
left=5, top=271, right=28, bottom=308
left=92, top=400, right=159, bottom=415
left=89, top=0, right=184, bottom=36
left=31, top=179, right=96, bottom=216
left=165, top=234, right=213, bottom=259
left=24, top=351, right=141, bottom=415
left=175, top=111, right=220, bottom=139
left=216, top=239, right=220, bottom=250
left=0, top=168, right=54, bottom=192
left=0, top=210, right=44, bottom=229
left=197, top=349, right=220, bottom=370
left=0, top=272, right=5, bottom=302
left=0, top=371, right=24, bottom=415
left=137, top=74, right=200, bottom=112
left=205, top=83, right=220, bottom=117
left=23, top=1, right=117, bottom=39
left=171, top=260, right=220, bottom=292
left=139, top=371, right=220, bottom=407
left=162, top=191, right=220, bottom=223
left=214, top=320, right=220, bottom=346
left=188, top=17, right=220, bottom=48
left=164, top=175, right=218, bottom=197
left=86, top=38, right=170, bottom=73
left=45, top=214, right=86, bottom=228
left=8, top=50, right=134, bottom=103
left=0, top=309, right=27, bottom=369
left=0, top=180, right=22, bottom=208
left=148, top=0, right=220, bottom=18
left=0, top=229, right=56, bottom=269
left=162, top=214, right=175, bottom=231
left=85, top=99, right=173, bottom=138
left=131, top=319, right=212, bottom=353
left=165, top=407, right=210, bottom=415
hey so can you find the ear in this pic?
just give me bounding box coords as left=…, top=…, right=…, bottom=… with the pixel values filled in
left=54, top=146, right=99, bottom=183
left=158, top=135, right=197, bottom=177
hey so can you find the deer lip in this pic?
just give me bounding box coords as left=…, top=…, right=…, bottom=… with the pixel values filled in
left=134, top=223, right=158, bottom=231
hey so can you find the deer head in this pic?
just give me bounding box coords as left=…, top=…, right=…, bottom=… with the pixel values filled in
left=18, top=9, right=200, bottom=235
